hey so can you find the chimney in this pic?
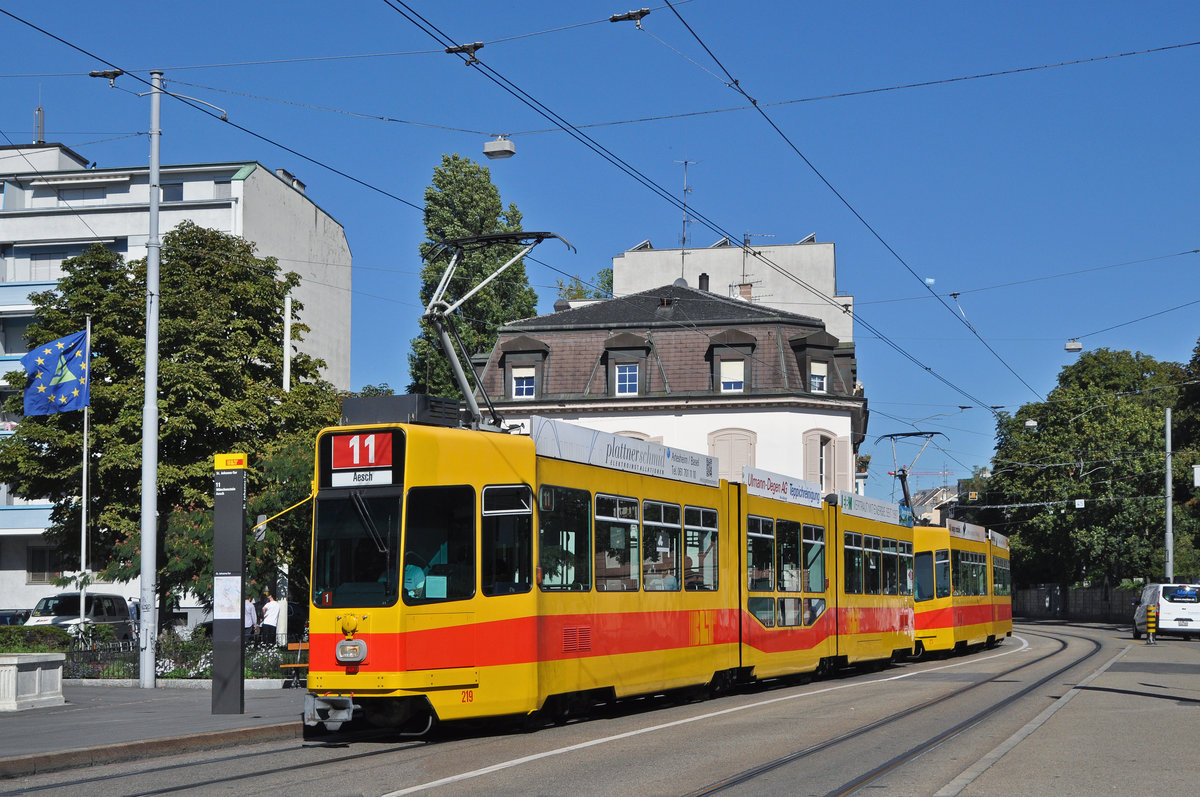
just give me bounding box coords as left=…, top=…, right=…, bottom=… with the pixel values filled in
left=698, top=272, right=709, bottom=291
left=738, top=283, right=752, bottom=300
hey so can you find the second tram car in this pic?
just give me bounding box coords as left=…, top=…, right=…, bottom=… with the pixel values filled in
left=912, top=519, right=1012, bottom=655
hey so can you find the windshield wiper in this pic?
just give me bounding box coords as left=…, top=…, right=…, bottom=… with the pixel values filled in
left=350, top=490, right=389, bottom=554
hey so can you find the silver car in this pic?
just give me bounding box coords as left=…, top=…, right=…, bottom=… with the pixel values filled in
left=24, top=592, right=135, bottom=640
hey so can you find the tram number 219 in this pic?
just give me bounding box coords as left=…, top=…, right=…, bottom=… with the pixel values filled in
left=461, top=689, right=474, bottom=703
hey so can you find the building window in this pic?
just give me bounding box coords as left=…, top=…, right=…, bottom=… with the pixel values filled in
left=161, top=183, right=184, bottom=202
left=719, top=360, right=744, bottom=393
left=31, top=252, right=67, bottom=281
left=213, top=180, right=232, bottom=199
left=810, top=361, right=828, bottom=393
left=708, top=428, right=756, bottom=482
left=27, top=547, right=63, bottom=585
left=512, top=366, right=535, bottom=399
left=615, top=363, right=639, bottom=396
left=57, top=186, right=104, bottom=204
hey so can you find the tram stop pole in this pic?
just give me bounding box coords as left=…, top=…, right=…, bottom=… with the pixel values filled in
left=212, top=453, right=248, bottom=714
left=1146, top=604, right=1158, bottom=646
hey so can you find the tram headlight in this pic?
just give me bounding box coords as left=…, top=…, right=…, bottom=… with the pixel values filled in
left=335, top=638, right=367, bottom=664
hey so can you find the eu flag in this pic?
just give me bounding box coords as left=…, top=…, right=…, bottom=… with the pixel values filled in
left=21, top=330, right=90, bottom=416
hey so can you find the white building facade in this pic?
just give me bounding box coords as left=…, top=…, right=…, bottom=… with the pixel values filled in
left=612, top=236, right=854, bottom=343
left=0, top=143, right=351, bottom=614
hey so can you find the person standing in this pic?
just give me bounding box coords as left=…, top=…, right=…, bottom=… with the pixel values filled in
left=260, top=590, right=280, bottom=646
left=243, top=596, right=258, bottom=641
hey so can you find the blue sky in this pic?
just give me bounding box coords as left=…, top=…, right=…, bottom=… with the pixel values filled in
left=3, top=1, right=1198, bottom=501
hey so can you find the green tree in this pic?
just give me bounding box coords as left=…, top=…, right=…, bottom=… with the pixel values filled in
left=555, top=267, right=612, bottom=300
left=407, top=154, right=537, bottom=397
left=976, top=349, right=1188, bottom=587
left=0, top=223, right=341, bottom=615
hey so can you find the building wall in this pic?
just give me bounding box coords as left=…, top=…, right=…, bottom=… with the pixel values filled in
left=502, top=405, right=855, bottom=492
left=612, top=240, right=854, bottom=342
left=241, top=168, right=351, bottom=386
left=0, top=150, right=351, bottom=389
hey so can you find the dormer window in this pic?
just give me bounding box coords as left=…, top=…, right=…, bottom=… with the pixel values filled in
left=810, top=361, right=828, bottom=394
left=512, top=366, right=535, bottom=399
left=615, top=363, right=639, bottom=396
left=720, top=360, right=745, bottom=393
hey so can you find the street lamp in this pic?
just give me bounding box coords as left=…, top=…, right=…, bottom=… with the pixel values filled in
left=483, top=135, right=515, bottom=159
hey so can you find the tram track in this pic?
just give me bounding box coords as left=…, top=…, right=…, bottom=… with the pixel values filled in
left=684, top=627, right=1102, bottom=797
left=9, top=628, right=1092, bottom=797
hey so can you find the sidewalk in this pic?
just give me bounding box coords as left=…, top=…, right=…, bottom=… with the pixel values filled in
left=0, top=681, right=305, bottom=778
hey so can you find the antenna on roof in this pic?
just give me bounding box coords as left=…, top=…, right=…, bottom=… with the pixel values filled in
left=675, top=160, right=696, bottom=277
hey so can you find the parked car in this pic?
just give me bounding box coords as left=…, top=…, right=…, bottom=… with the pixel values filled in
left=0, top=609, right=30, bottom=626
left=24, top=592, right=135, bottom=640
left=1132, top=583, right=1200, bottom=639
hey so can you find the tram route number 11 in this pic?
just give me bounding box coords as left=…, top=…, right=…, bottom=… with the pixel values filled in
left=331, top=432, right=393, bottom=470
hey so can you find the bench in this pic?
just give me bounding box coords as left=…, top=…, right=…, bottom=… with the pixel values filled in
left=280, top=641, right=308, bottom=688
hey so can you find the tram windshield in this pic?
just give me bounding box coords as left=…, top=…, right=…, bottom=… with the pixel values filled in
left=312, top=491, right=401, bottom=608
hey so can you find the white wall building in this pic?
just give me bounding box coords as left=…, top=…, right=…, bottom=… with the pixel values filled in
left=612, top=236, right=854, bottom=343
left=0, top=143, right=352, bottom=615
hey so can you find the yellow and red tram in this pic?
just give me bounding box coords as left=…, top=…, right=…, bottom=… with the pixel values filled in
left=303, top=411, right=981, bottom=733
left=912, top=519, right=1012, bottom=655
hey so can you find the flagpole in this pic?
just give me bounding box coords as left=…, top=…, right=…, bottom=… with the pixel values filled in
left=79, top=315, right=91, bottom=632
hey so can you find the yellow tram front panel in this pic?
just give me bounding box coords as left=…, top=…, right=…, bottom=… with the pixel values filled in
left=737, top=471, right=836, bottom=679
left=307, top=422, right=543, bottom=722
left=831, top=492, right=916, bottom=664
left=531, top=456, right=740, bottom=703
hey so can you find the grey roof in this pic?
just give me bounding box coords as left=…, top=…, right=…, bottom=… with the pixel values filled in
left=503, top=283, right=825, bottom=332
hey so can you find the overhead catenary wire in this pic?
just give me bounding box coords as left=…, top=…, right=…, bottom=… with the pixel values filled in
left=658, top=0, right=1043, bottom=404
left=378, top=0, right=1001, bottom=417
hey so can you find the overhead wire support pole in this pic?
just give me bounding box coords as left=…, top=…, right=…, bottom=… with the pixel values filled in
left=140, top=70, right=162, bottom=689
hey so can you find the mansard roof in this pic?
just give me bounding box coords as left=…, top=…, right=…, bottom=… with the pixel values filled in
left=503, top=283, right=824, bottom=332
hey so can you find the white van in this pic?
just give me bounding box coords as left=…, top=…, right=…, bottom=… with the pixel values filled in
left=24, top=592, right=135, bottom=640
left=1132, top=583, right=1200, bottom=639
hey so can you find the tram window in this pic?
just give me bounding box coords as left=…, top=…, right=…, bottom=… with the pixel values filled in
left=804, top=597, right=826, bottom=626
left=965, top=552, right=987, bottom=596
left=913, top=551, right=934, bottom=602
left=403, top=486, right=475, bottom=605
left=482, top=485, right=533, bottom=597
left=596, top=494, right=639, bottom=591
left=776, top=520, right=802, bottom=592
left=748, top=596, right=774, bottom=627
left=934, top=549, right=951, bottom=598
left=803, top=525, right=825, bottom=593
left=899, top=541, right=914, bottom=596
left=643, top=501, right=681, bottom=590
left=747, top=516, right=774, bottom=591
left=952, top=550, right=986, bottom=596
left=684, top=506, right=719, bottom=591
left=992, top=556, right=1011, bottom=596
left=864, top=535, right=881, bottom=595
left=538, top=485, right=591, bottom=591
left=777, top=597, right=802, bottom=627
left=313, top=491, right=401, bottom=609
left=844, top=532, right=864, bottom=594
left=881, top=537, right=899, bottom=595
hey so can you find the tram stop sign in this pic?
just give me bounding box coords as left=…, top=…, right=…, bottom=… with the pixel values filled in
left=212, top=452, right=248, bottom=715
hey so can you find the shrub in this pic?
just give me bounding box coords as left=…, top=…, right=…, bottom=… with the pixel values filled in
left=0, top=625, right=72, bottom=653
